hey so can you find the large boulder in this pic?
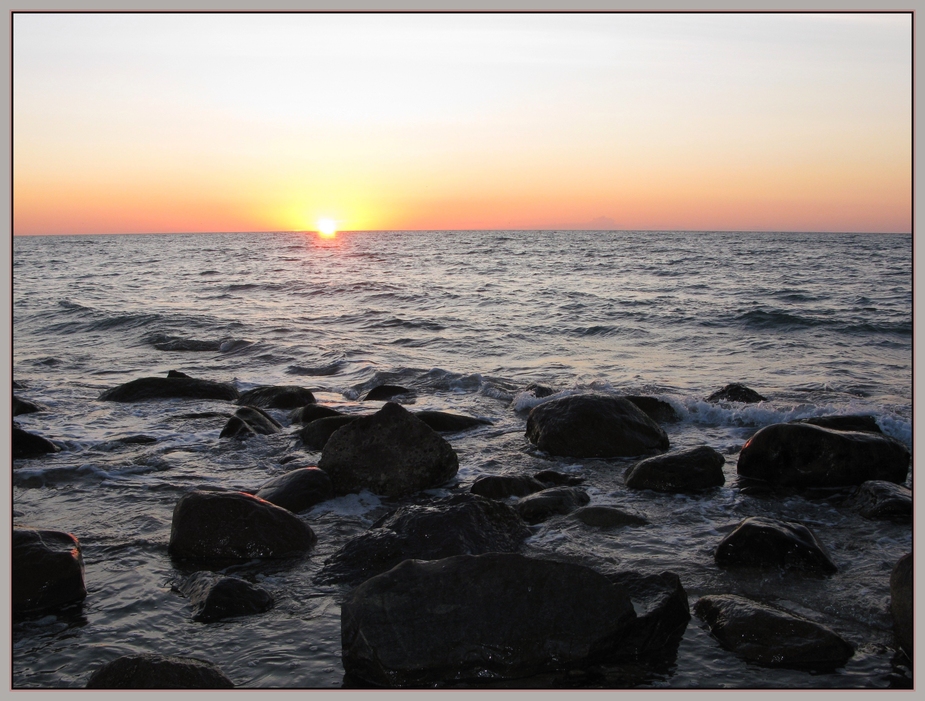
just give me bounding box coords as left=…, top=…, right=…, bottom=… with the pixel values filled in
left=694, top=594, right=854, bottom=670
left=254, top=467, right=334, bottom=513
left=99, top=376, right=239, bottom=402
left=845, top=480, right=912, bottom=520
left=318, top=402, right=458, bottom=497
left=624, top=446, right=725, bottom=493
left=706, top=383, right=765, bottom=403
left=515, top=486, right=590, bottom=524
left=605, top=571, right=690, bottom=657
left=219, top=406, right=282, bottom=439
left=178, top=572, right=273, bottom=623
left=13, top=527, right=87, bottom=616
left=86, top=653, right=234, bottom=688
left=341, top=553, right=637, bottom=687
left=890, top=553, right=912, bottom=658
left=315, top=493, right=530, bottom=586
left=525, top=394, right=669, bottom=458
left=714, top=516, right=837, bottom=575
left=737, top=423, right=910, bottom=488
left=13, top=427, right=60, bottom=458
left=237, top=385, right=316, bottom=409
left=299, top=415, right=360, bottom=450
left=470, top=474, right=547, bottom=499
left=414, top=410, right=492, bottom=432
left=168, top=490, right=316, bottom=561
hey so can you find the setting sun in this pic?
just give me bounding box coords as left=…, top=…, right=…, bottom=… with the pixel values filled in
left=317, top=218, right=337, bottom=237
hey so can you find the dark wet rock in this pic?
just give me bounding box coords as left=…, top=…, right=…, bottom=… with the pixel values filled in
left=299, top=415, right=360, bottom=450
left=13, top=527, right=87, bottom=617
left=414, top=410, right=492, bottom=432
left=846, top=480, right=912, bottom=520
left=572, top=506, right=648, bottom=528
left=254, top=467, right=334, bottom=512
left=99, top=376, right=239, bottom=402
left=737, top=423, right=910, bottom=488
left=706, top=383, right=766, bottom=403
left=178, top=571, right=273, bottom=623
left=364, top=384, right=413, bottom=401
left=793, top=414, right=882, bottom=434
left=219, top=406, right=282, bottom=439
left=694, top=594, right=854, bottom=670
left=341, top=553, right=637, bottom=687
left=13, top=427, right=60, bottom=458
left=167, top=369, right=192, bottom=378
left=515, top=486, right=591, bottom=524
left=890, top=553, right=912, bottom=658
left=238, top=385, right=316, bottom=409
left=13, top=395, right=42, bottom=416
left=525, top=382, right=556, bottom=398
left=168, top=490, right=316, bottom=561
left=318, top=402, right=458, bottom=497
left=605, top=571, right=690, bottom=656
left=289, top=404, right=344, bottom=424
left=625, top=395, right=679, bottom=423
left=13, top=379, right=25, bottom=389
left=624, top=446, right=725, bottom=493
left=525, top=394, right=669, bottom=458
left=470, top=474, right=546, bottom=499
left=86, top=653, right=234, bottom=688
left=316, top=493, right=530, bottom=586
left=534, top=469, right=584, bottom=486
left=714, top=516, right=837, bottom=575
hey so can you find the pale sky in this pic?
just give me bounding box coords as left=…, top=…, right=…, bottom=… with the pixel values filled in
left=13, top=12, right=912, bottom=234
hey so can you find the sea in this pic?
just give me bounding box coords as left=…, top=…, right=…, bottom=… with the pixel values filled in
left=11, top=229, right=913, bottom=689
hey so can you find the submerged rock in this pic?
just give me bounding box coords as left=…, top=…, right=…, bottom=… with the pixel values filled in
left=254, top=467, right=334, bottom=513
left=414, top=410, right=492, bottom=432
left=168, top=490, right=316, bottom=561
left=793, top=414, right=882, bottom=434
left=238, top=385, right=316, bottom=409
left=289, top=404, right=343, bottom=424
left=318, top=402, right=458, bottom=497
left=624, top=446, right=725, bottom=493
left=737, top=423, right=910, bottom=488
left=890, top=553, right=912, bottom=658
left=13, top=527, right=87, bottom=617
left=572, top=506, right=648, bottom=528
left=706, top=383, right=766, bottom=403
left=625, top=395, right=679, bottom=423
left=299, top=415, right=360, bottom=450
left=219, top=406, right=282, bottom=439
left=13, top=427, right=60, bottom=458
left=179, top=572, right=273, bottom=623
left=86, top=653, right=234, bottom=689
left=363, top=384, right=413, bottom=401
left=714, top=516, right=837, bottom=575
left=525, top=394, right=669, bottom=458
left=99, top=376, right=239, bottom=402
left=470, top=474, right=547, bottom=499
left=694, top=594, right=854, bottom=669
left=846, top=480, right=912, bottom=520
left=515, top=486, right=590, bottom=524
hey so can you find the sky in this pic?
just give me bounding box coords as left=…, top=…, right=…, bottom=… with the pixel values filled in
left=12, top=12, right=912, bottom=235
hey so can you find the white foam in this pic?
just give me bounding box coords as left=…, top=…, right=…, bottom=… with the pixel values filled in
left=307, top=490, right=381, bottom=518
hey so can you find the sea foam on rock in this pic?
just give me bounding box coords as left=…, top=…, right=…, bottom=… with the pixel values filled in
left=99, top=375, right=239, bottom=402
left=13, top=527, right=87, bottom=616
left=85, top=653, right=234, bottom=688
left=525, top=394, right=669, bottom=458
left=624, top=446, right=725, bottom=493
left=714, top=516, right=837, bottom=575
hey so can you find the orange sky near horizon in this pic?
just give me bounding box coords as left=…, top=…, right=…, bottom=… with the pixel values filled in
left=13, top=13, right=912, bottom=236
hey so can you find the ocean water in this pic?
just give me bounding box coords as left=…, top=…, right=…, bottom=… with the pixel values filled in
left=11, top=230, right=912, bottom=688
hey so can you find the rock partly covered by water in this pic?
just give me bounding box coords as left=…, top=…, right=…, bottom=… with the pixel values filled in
left=624, top=446, right=725, bottom=493
left=85, top=653, right=234, bottom=688
left=846, top=480, right=912, bottom=520
left=525, top=394, right=669, bottom=458
left=341, top=553, right=638, bottom=687
left=13, top=527, right=87, bottom=617
left=572, top=506, right=648, bottom=528
left=414, top=410, right=492, bottom=432
left=299, top=415, right=360, bottom=450
left=694, top=594, right=854, bottom=670
left=237, top=385, right=316, bottom=409
left=363, top=384, right=413, bottom=401
left=318, top=402, right=458, bottom=497
left=13, top=427, right=60, bottom=458
left=470, top=474, right=547, bottom=499
left=219, top=406, right=282, bottom=439
left=178, top=572, right=274, bottom=623
left=792, top=414, right=882, bottom=434
left=13, top=395, right=42, bottom=416
left=714, top=516, right=837, bottom=575
left=290, top=404, right=344, bottom=424
left=891, top=553, right=913, bottom=658
left=168, top=490, right=317, bottom=561
left=316, top=493, right=530, bottom=586
left=625, top=396, right=680, bottom=423
left=737, top=423, right=910, bottom=488
left=99, top=375, right=239, bottom=402
left=515, top=486, right=590, bottom=524
left=706, top=383, right=766, bottom=403
left=254, top=467, right=334, bottom=513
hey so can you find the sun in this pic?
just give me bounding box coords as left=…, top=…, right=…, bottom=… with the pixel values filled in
left=317, top=218, right=337, bottom=238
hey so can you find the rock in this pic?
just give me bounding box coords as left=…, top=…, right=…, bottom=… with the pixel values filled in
left=890, top=553, right=912, bottom=658
left=237, top=385, right=316, bottom=409
left=13, top=395, right=42, bottom=416
left=605, top=571, right=690, bottom=656
left=846, top=480, right=912, bottom=520
left=13, top=527, right=87, bottom=616
left=470, top=474, right=547, bottom=499
left=99, top=376, right=239, bottom=402
left=572, top=506, right=648, bottom=528
left=737, top=423, right=910, bottom=488
left=219, top=406, right=282, bottom=439
left=525, top=394, right=669, bottom=458
left=254, top=467, right=334, bottom=512
left=167, top=369, right=192, bottom=378
left=364, top=384, right=413, bottom=401
left=714, top=516, right=837, bottom=575
left=534, top=470, right=584, bottom=486
left=86, top=653, right=234, bottom=688
left=793, top=414, right=882, bottom=434
left=525, top=382, right=556, bottom=398
left=168, top=490, right=316, bottom=561
left=624, top=446, right=725, bottom=493
left=13, top=427, right=60, bottom=458
left=340, top=553, right=637, bottom=687
left=414, top=410, right=492, bottom=432
left=625, top=395, right=679, bottom=423
left=299, top=415, right=360, bottom=450
left=316, top=493, right=530, bottom=586
left=515, top=486, right=590, bottom=524
left=178, top=572, right=273, bottom=623
left=318, top=402, right=459, bottom=497
left=706, top=383, right=766, bottom=403
left=289, top=404, right=343, bottom=424
left=694, top=594, right=854, bottom=669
